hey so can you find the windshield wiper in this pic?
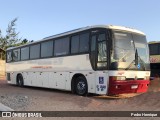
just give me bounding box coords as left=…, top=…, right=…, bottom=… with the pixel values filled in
left=125, top=49, right=146, bottom=70
left=125, top=60, right=136, bottom=70
left=119, top=50, right=132, bottom=62
left=135, top=49, right=146, bottom=70
left=135, top=49, right=138, bottom=66
left=137, top=55, right=146, bottom=71
left=125, top=49, right=138, bottom=70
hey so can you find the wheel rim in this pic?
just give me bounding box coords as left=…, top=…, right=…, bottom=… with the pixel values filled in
left=18, top=76, right=23, bottom=86
left=18, top=78, right=21, bottom=85
left=77, top=81, right=86, bottom=94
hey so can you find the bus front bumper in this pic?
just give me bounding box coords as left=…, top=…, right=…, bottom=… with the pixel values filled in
left=108, top=79, right=150, bottom=95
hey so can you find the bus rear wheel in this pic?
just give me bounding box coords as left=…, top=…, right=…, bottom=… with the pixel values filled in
left=17, top=74, right=24, bottom=87
left=75, top=76, right=88, bottom=96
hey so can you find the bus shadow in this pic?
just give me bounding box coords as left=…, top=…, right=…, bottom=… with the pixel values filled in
left=9, top=84, right=112, bottom=99
left=9, top=84, right=145, bottom=99
left=10, top=84, right=72, bottom=95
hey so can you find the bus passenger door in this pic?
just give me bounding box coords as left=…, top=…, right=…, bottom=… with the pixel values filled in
left=90, top=31, right=108, bottom=70
left=90, top=30, right=109, bottom=94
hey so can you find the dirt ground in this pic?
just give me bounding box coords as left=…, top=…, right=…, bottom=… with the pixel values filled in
left=0, top=78, right=160, bottom=120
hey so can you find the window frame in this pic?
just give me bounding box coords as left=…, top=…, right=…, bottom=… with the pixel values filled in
left=12, top=49, right=20, bottom=62
left=29, top=43, right=41, bottom=60
left=149, top=43, right=160, bottom=55
left=71, top=35, right=80, bottom=54
left=70, top=31, right=90, bottom=55
left=40, top=40, right=54, bottom=58
left=6, top=29, right=93, bottom=62
left=79, top=32, right=90, bottom=53
left=20, top=46, right=30, bottom=61
left=89, top=28, right=110, bottom=71
left=6, top=50, right=13, bottom=63
left=54, top=37, right=70, bottom=57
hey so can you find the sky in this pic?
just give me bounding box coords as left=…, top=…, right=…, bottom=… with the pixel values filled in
left=0, top=0, right=159, bottom=42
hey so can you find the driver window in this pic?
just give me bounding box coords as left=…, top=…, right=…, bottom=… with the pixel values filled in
left=97, top=33, right=107, bottom=68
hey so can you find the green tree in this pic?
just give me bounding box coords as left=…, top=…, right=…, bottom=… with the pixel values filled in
left=0, top=18, right=32, bottom=60
left=0, top=18, right=21, bottom=50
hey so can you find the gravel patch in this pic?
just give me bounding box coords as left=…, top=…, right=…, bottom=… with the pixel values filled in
left=0, top=93, right=30, bottom=110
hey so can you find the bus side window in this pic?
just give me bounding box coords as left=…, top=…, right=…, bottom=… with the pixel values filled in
left=71, top=35, right=79, bottom=54
left=41, top=40, right=53, bottom=58
left=149, top=44, right=159, bottom=55
left=71, top=32, right=89, bottom=54
left=21, top=47, right=29, bottom=60
left=90, top=35, right=96, bottom=70
left=12, top=49, right=20, bottom=62
left=79, top=33, right=89, bottom=53
left=30, top=44, right=40, bottom=59
left=54, top=37, right=70, bottom=56
left=97, top=33, right=107, bottom=68
left=7, top=51, right=13, bottom=62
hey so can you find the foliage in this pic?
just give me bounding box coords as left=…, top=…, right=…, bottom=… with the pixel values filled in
left=0, top=18, right=32, bottom=60
left=0, top=18, right=20, bottom=50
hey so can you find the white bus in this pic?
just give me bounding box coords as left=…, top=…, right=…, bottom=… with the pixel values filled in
left=6, top=25, right=150, bottom=96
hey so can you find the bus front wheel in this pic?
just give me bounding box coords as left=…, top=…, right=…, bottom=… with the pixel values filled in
left=75, top=76, right=88, bottom=96
left=17, top=74, right=24, bottom=87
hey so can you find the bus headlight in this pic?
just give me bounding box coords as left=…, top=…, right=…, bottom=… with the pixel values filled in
left=111, top=76, right=126, bottom=80
left=145, top=76, right=150, bottom=80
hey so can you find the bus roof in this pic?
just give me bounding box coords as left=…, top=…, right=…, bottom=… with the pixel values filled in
left=148, top=41, right=160, bottom=44
left=7, top=25, right=145, bottom=50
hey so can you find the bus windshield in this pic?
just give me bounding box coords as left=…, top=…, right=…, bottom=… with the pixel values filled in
left=111, top=31, right=150, bottom=71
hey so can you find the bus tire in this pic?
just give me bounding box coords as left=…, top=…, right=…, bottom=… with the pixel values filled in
left=75, top=76, right=88, bottom=96
left=17, top=74, right=24, bottom=87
